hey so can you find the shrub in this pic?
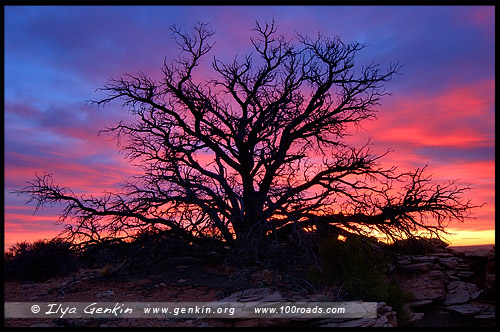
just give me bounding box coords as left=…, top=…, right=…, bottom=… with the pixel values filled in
left=314, top=236, right=388, bottom=300
left=387, top=237, right=449, bottom=255
left=385, top=282, right=414, bottom=325
left=78, top=229, right=185, bottom=275
left=4, top=238, right=79, bottom=282
left=310, top=235, right=413, bottom=323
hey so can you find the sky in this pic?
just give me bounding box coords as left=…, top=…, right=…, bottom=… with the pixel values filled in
left=4, top=5, right=495, bottom=251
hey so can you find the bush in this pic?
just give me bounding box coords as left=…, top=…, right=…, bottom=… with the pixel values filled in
left=387, top=237, right=449, bottom=255
left=4, top=239, right=80, bottom=282
left=314, top=236, right=389, bottom=300
left=78, top=230, right=191, bottom=275
left=310, top=235, right=413, bottom=323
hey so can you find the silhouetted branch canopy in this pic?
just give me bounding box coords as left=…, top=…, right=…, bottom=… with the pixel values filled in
left=14, top=21, right=480, bottom=251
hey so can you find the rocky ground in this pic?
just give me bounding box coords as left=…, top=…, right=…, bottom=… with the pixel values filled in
left=4, top=255, right=249, bottom=328
left=4, top=244, right=495, bottom=328
left=4, top=257, right=397, bottom=327
left=393, top=245, right=495, bottom=327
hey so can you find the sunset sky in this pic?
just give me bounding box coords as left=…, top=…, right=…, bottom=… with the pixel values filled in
left=4, top=5, right=495, bottom=251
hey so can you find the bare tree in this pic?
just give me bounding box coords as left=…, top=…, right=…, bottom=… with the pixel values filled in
left=15, top=21, right=478, bottom=255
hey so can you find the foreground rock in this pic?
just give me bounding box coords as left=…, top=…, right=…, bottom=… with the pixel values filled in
left=392, top=245, right=495, bottom=325
left=208, top=287, right=397, bottom=327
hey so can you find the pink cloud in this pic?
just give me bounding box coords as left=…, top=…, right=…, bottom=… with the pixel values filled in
left=363, top=79, right=494, bottom=149
left=4, top=211, right=66, bottom=252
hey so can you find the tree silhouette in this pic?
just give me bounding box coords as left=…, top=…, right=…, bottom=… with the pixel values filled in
left=15, top=21, right=478, bottom=256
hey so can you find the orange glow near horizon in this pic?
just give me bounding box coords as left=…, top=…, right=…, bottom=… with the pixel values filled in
left=443, top=228, right=495, bottom=247
left=5, top=223, right=494, bottom=253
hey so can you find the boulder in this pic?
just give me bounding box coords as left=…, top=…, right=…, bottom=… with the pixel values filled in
left=407, top=311, right=425, bottom=323
left=212, top=288, right=397, bottom=327
left=446, top=280, right=465, bottom=291
left=438, top=257, right=459, bottom=269
left=465, top=283, right=480, bottom=294
left=443, top=289, right=469, bottom=305
left=474, top=304, right=495, bottom=320
left=394, top=270, right=446, bottom=303
left=456, top=271, right=474, bottom=280
left=444, top=281, right=484, bottom=306
left=446, top=303, right=482, bottom=316
left=394, top=247, right=494, bottom=327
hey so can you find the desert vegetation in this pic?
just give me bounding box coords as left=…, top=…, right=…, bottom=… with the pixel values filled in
left=5, top=228, right=495, bottom=327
